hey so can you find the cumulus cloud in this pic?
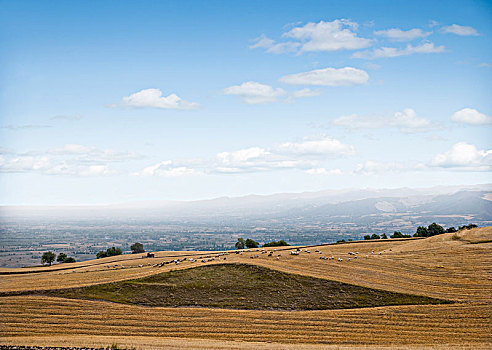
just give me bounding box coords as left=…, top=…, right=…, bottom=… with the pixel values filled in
left=373, top=28, right=432, bottom=41
left=274, top=137, right=355, bottom=156
left=352, top=42, right=445, bottom=59
left=292, top=88, right=322, bottom=98
left=137, top=136, right=355, bottom=176
left=283, top=19, right=372, bottom=52
left=0, top=155, right=115, bottom=176
left=135, top=161, right=198, bottom=177
left=223, top=82, right=320, bottom=104
left=223, top=82, right=287, bottom=104
left=332, top=108, right=436, bottom=133
left=249, top=19, right=371, bottom=55
left=279, top=67, right=369, bottom=86
left=0, top=144, right=141, bottom=176
left=305, top=168, right=343, bottom=175
left=441, top=24, right=479, bottom=36
left=431, top=142, right=492, bottom=171
left=451, top=108, right=492, bottom=125
left=120, top=88, right=199, bottom=110
left=249, top=34, right=275, bottom=49
left=354, top=160, right=413, bottom=175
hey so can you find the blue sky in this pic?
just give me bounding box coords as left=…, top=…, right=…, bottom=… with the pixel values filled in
left=0, top=0, right=491, bottom=205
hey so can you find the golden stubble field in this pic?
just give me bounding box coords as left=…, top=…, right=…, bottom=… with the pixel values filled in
left=1, top=227, right=491, bottom=349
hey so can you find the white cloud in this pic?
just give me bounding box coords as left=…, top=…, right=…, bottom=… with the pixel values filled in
left=431, top=142, right=492, bottom=170
left=305, top=168, right=343, bottom=175
left=223, top=81, right=286, bottom=104
left=249, top=34, right=275, bottom=49
left=283, top=19, right=372, bottom=52
left=266, top=42, right=301, bottom=54
left=292, top=88, right=322, bottom=98
left=441, top=24, right=479, bottom=36
left=0, top=144, right=140, bottom=176
left=451, top=108, right=492, bottom=125
left=373, top=28, right=432, bottom=41
left=479, top=62, right=492, bottom=68
left=121, top=88, right=199, bottom=110
left=137, top=136, right=355, bottom=176
left=0, top=155, right=115, bottom=177
left=354, top=160, right=411, bottom=175
left=136, top=161, right=198, bottom=177
left=429, top=20, right=439, bottom=28
left=275, top=137, right=355, bottom=156
left=352, top=42, right=445, bottom=59
left=333, top=108, right=435, bottom=133
left=279, top=67, right=369, bottom=86
left=50, top=144, right=141, bottom=163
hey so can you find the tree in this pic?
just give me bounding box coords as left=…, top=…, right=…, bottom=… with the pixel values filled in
left=381, top=233, right=388, bottom=239
left=262, top=240, right=289, bottom=247
left=130, top=242, right=145, bottom=254
left=235, top=238, right=245, bottom=249
left=391, top=231, right=403, bottom=238
left=427, top=223, right=445, bottom=237
left=96, top=246, right=122, bottom=259
left=64, top=257, right=76, bottom=263
left=371, top=233, right=380, bottom=240
left=445, top=227, right=457, bottom=233
left=57, top=253, right=67, bottom=263
left=364, top=235, right=371, bottom=240
left=414, top=226, right=429, bottom=237
left=245, top=238, right=259, bottom=248
left=41, top=251, right=56, bottom=266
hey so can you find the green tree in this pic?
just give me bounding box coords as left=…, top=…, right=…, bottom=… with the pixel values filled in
left=64, top=257, right=76, bottom=263
left=414, top=226, right=429, bottom=237
left=427, top=222, right=445, bottom=237
left=445, top=227, right=457, bottom=233
left=245, top=238, right=259, bottom=248
left=391, top=231, right=403, bottom=238
left=381, top=233, right=388, bottom=239
left=41, top=251, right=56, bottom=266
left=262, top=240, right=289, bottom=247
left=363, top=235, right=371, bottom=240
left=130, top=242, right=145, bottom=254
left=56, top=253, right=67, bottom=263
left=235, top=238, right=245, bottom=249
left=371, top=233, right=380, bottom=240
left=96, top=246, right=122, bottom=259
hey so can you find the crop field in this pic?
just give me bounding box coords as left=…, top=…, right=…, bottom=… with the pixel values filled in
left=1, top=227, right=491, bottom=349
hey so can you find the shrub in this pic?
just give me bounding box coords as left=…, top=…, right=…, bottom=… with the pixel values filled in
left=96, top=246, right=122, bottom=259
left=263, top=240, right=289, bottom=247
left=427, top=223, right=445, bottom=237
left=245, top=238, right=259, bottom=248
left=56, top=253, right=67, bottom=263
left=130, top=242, right=145, bottom=254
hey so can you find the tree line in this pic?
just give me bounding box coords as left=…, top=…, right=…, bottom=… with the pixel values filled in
left=363, top=223, right=478, bottom=241
left=235, top=238, right=290, bottom=249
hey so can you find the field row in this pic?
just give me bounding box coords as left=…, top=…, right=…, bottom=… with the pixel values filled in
left=1, top=296, right=491, bottom=346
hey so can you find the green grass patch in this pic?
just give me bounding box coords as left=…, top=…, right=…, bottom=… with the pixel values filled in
left=39, top=263, right=450, bottom=310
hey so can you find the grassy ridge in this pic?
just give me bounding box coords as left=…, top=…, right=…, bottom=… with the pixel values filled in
left=41, top=263, right=450, bottom=310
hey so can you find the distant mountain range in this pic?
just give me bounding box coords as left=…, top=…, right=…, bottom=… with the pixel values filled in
left=1, top=184, right=491, bottom=229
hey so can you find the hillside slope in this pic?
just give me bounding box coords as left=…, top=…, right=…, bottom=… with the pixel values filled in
left=1, top=227, right=491, bottom=349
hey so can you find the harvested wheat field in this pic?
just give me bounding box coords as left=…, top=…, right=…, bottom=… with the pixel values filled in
left=1, top=227, right=491, bottom=349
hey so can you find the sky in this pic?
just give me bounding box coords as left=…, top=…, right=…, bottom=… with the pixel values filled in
left=0, top=0, right=491, bottom=205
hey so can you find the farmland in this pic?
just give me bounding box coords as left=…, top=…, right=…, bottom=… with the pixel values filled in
left=0, top=226, right=491, bottom=349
